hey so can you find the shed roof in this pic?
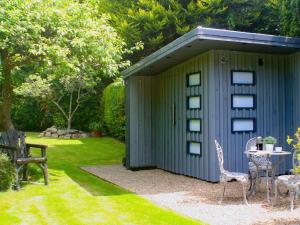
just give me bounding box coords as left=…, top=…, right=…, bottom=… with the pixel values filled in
left=122, top=27, right=300, bottom=78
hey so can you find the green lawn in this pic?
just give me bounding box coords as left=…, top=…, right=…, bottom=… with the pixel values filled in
left=0, top=133, right=203, bottom=225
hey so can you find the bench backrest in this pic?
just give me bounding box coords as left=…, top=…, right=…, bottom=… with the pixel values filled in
left=0, top=129, right=26, bottom=159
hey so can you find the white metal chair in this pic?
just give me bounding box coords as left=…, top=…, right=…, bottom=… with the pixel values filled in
left=214, top=140, right=249, bottom=205
left=246, top=137, right=274, bottom=195
left=274, top=175, right=300, bottom=211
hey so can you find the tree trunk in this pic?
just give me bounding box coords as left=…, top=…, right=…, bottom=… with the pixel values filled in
left=67, top=118, right=71, bottom=130
left=0, top=50, right=13, bottom=131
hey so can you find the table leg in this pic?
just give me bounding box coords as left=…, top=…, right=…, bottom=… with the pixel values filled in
left=266, top=163, right=270, bottom=203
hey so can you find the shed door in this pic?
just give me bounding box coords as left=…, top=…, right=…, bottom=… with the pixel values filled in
left=155, top=69, right=203, bottom=176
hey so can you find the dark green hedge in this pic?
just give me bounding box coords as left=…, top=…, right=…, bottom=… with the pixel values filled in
left=12, top=98, right=53, bottom=131
left=102, top=79, right=125, bottom=140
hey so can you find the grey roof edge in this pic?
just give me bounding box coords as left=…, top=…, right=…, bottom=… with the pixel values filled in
left=122, top=27, right=300, bottom=78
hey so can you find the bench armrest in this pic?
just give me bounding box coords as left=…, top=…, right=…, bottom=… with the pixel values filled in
left=26, top=143, right=48, bottom=157
left=0, top=144, right=17, bottom=150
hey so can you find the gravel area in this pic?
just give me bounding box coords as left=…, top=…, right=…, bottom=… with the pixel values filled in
left=82, top=165, right=300, bottom=225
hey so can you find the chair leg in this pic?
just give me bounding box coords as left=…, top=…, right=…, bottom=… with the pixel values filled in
left=252, top=171, right=259, bottom=196
left=247, top=171, right=257, bottom=197
left=219, top=182, right=226, bottom=204
left=273, top=180, right=279, bottom=206
left=271, top=168, right=276, bottom=193
left=241, top=182, right=249, bottom=205
left=290, top=190, right=295, bottom=211
left=23, top=164, right=28, bottom=181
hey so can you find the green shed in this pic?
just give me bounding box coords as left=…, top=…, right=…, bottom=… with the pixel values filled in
left=122, top=27, right=300, bottom=182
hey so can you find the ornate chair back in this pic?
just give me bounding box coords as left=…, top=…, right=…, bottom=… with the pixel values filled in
left=214, top=140, right=226, bottom=174
left=246, top=137, right=269, bottom=165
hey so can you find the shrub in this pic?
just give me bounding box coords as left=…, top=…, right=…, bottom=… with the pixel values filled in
left=102, top=79, right=125, bottom=140
left=12, top=97, right=53, bottom=131
left=53, top=113, right=66, bottom=129
left=0, top=153, right=15, bottom=191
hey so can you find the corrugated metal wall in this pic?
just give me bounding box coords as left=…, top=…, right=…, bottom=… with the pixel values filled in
left=125, top=50, right=299, bottom=181
left=286, top=53, right=300, bottom=169
left=212, top=50, right=289, bottom=175
left=125, top=76, right=156, bottom=168
left=152, top=51, right=216, bottom=181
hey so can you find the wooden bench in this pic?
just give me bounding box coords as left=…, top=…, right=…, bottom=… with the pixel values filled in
left=0, top=129, right=48, bottom=189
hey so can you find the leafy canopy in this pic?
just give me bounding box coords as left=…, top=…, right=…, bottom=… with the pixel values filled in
left=96, top=0, right=300, bottom=63
left=5, top=0, right=132, bottom=128
left=11, top=0, right=128, bottom=98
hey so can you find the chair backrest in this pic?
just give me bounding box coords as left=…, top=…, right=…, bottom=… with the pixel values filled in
left=214, top=140, right=225, bottom=173
left=0, top=129, right=26, bottom=159
left=245, top=137, right=258, bottom=151
left=245, top=136, right=269, bottom=165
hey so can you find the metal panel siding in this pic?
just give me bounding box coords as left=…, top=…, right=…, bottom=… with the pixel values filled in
left=126, top=76, right=155, bottom=168
left=124, top=78, right=130, bottom=168
left=286, top=53, right=300, bottom=169
left=212, top=50, right=289, bottom=175
left=125, top=50, right=299, bottom=181
left=152, top=52, right=212, bottom=180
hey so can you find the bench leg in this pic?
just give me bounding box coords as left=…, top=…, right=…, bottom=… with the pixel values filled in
left=23, top=164, right=28, bottom=181
left=14, top=167, right=20, bottom=190
left=14, top=165, right=23, bottom=190
left=41, top=163, right=48, bottom=185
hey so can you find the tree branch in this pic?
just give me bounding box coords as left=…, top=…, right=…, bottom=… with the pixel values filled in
left=71, top=87, right=81, bottom=118
left=52, top=100, right=68, bottom=120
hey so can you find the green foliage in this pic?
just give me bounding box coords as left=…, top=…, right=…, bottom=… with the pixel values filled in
left=263, top=136, right=277, bottom=145
left=0, top=153, right=15, bottom=191
left=279, top=0, right=300, bottom=36
left=97, top=0, right=300, bottom=63
left=102, top=79, right=125, bottom=140
left=88, top=121, right=104, bottom=131
left=12, top=97, right=52, bottom=131
left=0, top=0, right=129, bottom=130
left=52, top=113, right=66, bottom=129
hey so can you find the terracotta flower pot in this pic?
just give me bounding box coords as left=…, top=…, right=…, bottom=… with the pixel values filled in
left=92, top=131, right=102, bottom=137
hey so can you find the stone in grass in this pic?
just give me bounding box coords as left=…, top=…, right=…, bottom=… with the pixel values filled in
left=45, top=132, right=52, bottom=137
left=51, top=134, right=59, bottom=138
left=47, top=126, right=58, bottom=133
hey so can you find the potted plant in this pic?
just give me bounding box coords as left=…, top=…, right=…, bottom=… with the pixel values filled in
left=263, top=136, right=277, bottom=151
left=287, top=128, right=300, bottom=177
left=88, top=121, right=104, bottom=137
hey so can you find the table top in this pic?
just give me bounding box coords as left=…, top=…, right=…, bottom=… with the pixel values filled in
left=244, top=150, right=291, bottom=156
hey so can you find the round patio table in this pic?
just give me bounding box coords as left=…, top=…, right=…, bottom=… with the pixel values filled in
left=244, top=150, right=291, bottom=203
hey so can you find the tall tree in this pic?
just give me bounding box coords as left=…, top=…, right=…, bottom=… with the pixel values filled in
left=279, top=0, right=300, bottom=37
left=0, top=0, right=128, bottom=130
left=96, top=0, right=300, bottom=63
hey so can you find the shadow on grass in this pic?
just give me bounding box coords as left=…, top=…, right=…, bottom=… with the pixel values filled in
left=24, top=137, right=131, bottom=197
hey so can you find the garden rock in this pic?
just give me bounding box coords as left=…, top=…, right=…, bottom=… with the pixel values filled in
left=39, top=126, right=89, bottom=139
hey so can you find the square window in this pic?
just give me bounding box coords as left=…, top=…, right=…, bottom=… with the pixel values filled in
left=187, top=72, right=201, bottom=86
left=231, top=71, right=255, bottom=85
left=232, top=118, right=255, bottom=133
left=188, top=96, right=201, bottom=109
left=232, top=94, right=255, bottom=109
left=188, top=119, right=201, bottom=132
left=188, top=142, right=201, bottom=155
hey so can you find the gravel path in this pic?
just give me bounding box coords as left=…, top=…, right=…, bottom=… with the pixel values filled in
left=82, top=165, right=300, bottom=225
